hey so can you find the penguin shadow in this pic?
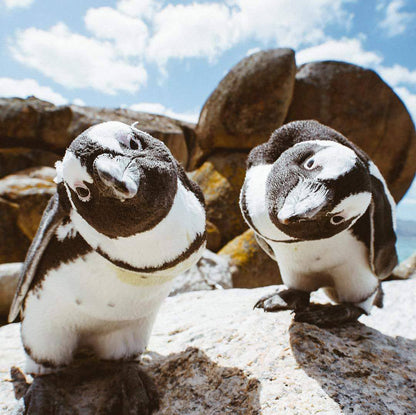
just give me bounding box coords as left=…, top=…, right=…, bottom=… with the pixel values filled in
left=289, top=321, right=416, bottom=414
left=11, top=347, right=261, bottom=415
left=144, top=347, right=262, bottom=415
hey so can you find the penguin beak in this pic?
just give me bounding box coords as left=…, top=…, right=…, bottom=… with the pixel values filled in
left=277, top=201, right=326, bottom=224
left=277, top=180, right=329, bottom=225
left=94, top=155, right=139, bottom=200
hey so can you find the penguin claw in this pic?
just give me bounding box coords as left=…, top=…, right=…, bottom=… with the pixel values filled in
left=18, top=360, right=159, bottom=415
left=294, top=303, right=364, bottom=327
left=254, top=288, right=310, bottom=312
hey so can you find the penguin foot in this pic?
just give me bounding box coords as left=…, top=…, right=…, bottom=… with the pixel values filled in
left=14, top=359, right=159, bottom=415
left=294, top=303, right=364, bottom=327
left=254, top=288, right=310, bottom=312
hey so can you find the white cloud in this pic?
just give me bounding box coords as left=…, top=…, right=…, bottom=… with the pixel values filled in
left=394, top=86, right=416, bottom=121
left=10, top=23, right=147, bottom=94
left=85, top=7, right=148, bottom=57
left=246, top=47, right=261, bottom=56
left=2, top=0, right=34, bottom=9
left=72, top=98, right=85, bottom=106
left=116, top=0, right=158, bottom=19
left=378, top=0, right=414, bottom=37
left=130, top=102, right=199, bottom=123
left=378, top=64, right=416, bottom=87
left=0, top=77, right=67, bottom=105
left=233, top=0, right=350, bottom=47
left=147, top=3, right=236, bottom=65
left=296, top=37, right=383, bottom=67
left=147, top=0, right=352, bottom=66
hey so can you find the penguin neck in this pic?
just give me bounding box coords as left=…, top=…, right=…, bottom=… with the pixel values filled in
left=242, top=164, right=297, bottom=242
left=69, top=179, right=206, bottom=275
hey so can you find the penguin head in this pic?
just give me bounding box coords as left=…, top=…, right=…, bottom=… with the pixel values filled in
left=55, top=121, right=178, bottom=238
left=266, top=139, right=372, bottom=240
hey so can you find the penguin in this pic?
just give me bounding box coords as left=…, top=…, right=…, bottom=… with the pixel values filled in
left=240, top=120, right=397, bottom=327
left=8, top=121, right=206, bottom=412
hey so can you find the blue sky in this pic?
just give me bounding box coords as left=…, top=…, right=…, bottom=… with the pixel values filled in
left=0, top=0, right=415, bottom=221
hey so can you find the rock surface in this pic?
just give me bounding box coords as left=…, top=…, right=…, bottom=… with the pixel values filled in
left=1, top=279, right=415, bottom=414
left=195, top=49, right=296, bottom=158
left=0, top=97, right=194, bottom=168
left=0, top=263, right=21, bottom=321
left=391, top=252, right=416, bottom=280
left=0, top=167, right=56, bottom=245
left=0, top=148, right=59, bottom=179
left=219, top=229, right=282, bottom=287
left=285, top=61, right=416, bottom=201
left=188, top=152, right=248, bottom=245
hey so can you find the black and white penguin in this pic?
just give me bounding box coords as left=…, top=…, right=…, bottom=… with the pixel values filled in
left=8, top=121, right=206, bottom=410
left=240, top=120, right=398, bottom=327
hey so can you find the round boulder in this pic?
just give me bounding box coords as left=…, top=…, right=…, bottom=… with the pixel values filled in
left=188, top=152, right=248, bottom=246
left=285, top=61, right=416, bottom=201
left=195, top=49, right=296, bottom=158
left=219, top=229, right=282, bottom=288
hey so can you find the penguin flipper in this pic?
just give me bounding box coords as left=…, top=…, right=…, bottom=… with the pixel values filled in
left=254, top=233, right=276, bottom=261
left=8, top=191, right=68, bottom=323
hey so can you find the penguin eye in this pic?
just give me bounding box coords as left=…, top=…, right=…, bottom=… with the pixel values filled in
left=304, top=158, right=317, bottom=170
left=330, top=215, right=345, bottom=225
left=129, top=138, right=139, bottom=150
left=75, top=185, right=91, bottom=202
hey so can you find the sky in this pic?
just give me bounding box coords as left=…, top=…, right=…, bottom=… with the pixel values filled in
left=0, top=0, right=415, bottom=221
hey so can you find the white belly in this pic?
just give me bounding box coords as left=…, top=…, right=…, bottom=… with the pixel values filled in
left=269, top=230, right=378, bottom=303
left=25, top=252, right=175, bottom=324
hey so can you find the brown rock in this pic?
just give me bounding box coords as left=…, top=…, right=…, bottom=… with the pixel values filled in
left=195, top=49, right=296, bottom=159
left=0, top=262, right=21, bottom=319
left=0, top=198, right=30, bottom=264
left=0, top=148, right=59, bottom=179
left=285, top=61, right=416, bottom=201
left=0, top=167, right=56, bottom=241
left=188, top=152, right=248, bottom=245
left=218, top=229, right=282, bottom=288
left=0, top=97, right=195, bottom=168
left=206, top=221, right=221, bottom=252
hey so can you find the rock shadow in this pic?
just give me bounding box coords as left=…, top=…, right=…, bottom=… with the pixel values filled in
left=289, top=321, right=416, bottom=414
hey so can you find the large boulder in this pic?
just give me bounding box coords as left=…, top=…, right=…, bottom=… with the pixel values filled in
left=0, top=148, right=59, bottom=179
left=0, top=97, right=193, bottom=168
left=195, top=49, right=296, bottom=159
left=285, top=61, right=416, bottom=201
left=219, top=229, right=282, bottom=288
left=1, top=279, right=416, bottom=414
left=188, top=152, right=248, bottom=246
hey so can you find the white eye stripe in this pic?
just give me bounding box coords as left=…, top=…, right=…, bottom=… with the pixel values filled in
left=74, top=183, right=91, bottom=202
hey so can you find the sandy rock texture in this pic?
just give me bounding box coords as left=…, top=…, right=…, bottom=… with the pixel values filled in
left=1, top=279, right=415, bottom=414
left=0, top=263, right=21, bottom=322
left=285, top=61, right=416, bottom=201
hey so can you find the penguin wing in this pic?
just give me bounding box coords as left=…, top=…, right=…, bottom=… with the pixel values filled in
left=368, top=169, right=398, bottom=280
left=8, top=191, right=68, bottom=322
left=254, top=233, right=276, bottom=261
